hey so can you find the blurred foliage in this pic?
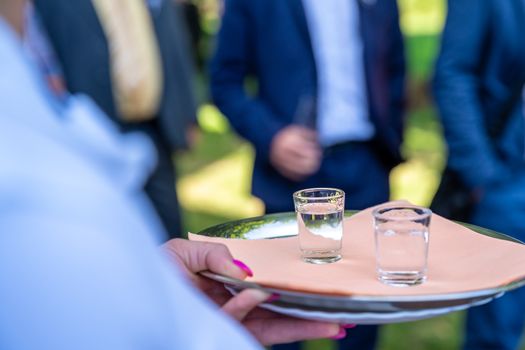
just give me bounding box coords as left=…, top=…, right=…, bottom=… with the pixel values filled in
left=174, top=1, right=524, bottom=349
left=398, top=0, right=446, bottom=36
left=378, top=312, right=464, bottom=350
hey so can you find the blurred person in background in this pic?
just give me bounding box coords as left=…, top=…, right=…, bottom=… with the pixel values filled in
left=30, top=0, right=198, bottom=238
left=174, top=0, right=203, bottom=68
left=210, top=1, right=406, bottom=349
left=0, top=0, right=345, bottom=348
left=432, top=0, right=525, bottom=349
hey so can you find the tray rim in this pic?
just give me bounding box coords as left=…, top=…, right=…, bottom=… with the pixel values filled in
left=224, top=286, right=500, bottom=324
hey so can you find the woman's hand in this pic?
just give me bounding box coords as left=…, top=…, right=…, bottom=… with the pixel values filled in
left=163, top=239, right=348, bottom=345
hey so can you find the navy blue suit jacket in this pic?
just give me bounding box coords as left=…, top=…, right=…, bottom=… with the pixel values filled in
left=434, top=0, right=525, bottom=191
left=211, top=0, right=405, bottom=209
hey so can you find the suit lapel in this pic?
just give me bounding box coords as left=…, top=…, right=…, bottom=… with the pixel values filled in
left=286, top=0, right=315, bottom=61
left=357, top=0, right=377, bottom=117
left=356, top=0, right=376, bottom=70
left=68, top=0, right=108, bottom=43
left=284, top=0, right=318, bottom=101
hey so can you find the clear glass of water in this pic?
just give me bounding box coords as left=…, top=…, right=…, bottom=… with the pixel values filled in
left=373, top=206, right=432, bottom=286
left=293, top=188, right=345, bottom=264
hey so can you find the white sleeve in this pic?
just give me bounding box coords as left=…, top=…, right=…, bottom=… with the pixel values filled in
left=0, top=215, right=262, bottom=350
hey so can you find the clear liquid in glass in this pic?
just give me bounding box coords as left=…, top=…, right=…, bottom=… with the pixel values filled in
left=375, top=226, right=429, bottom=286
left=297, top=202, right=343, bottom=264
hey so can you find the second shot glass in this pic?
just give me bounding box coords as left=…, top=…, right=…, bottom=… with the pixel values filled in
left=373, top=205, right=432, bottom=286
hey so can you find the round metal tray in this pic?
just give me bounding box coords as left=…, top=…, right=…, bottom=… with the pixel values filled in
left=196, top=211, right=525, bottom=320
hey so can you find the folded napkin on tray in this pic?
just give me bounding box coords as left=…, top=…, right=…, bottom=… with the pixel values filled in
left=189, top=202, right=525, bottom=296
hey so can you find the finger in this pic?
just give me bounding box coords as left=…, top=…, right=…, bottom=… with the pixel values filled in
left=244, top=318, right=341, bottom=346
left=243, top=307, right=287, bottom=320
left=271, top=149, right=320, bottom=180
left=194, top=276, right=228, bottom=295
left=272, top=152, right=306, bottom=173
left=293, top=126, right=318, bottom=142
left=281, top=156, right=320, bottom=178
left=279, top=146, right=320, bottom=167
left=222, top=289, right=270, bottom=321
left=276, top=133, right=317, bottom=154
left=287, top=149, right=321, bottom=164
left=305, top=145, right=323, bottom=160
left=295, top=154, right=321, bottom=172
left=198, top=284, right=232, bottom=306
left=286, top=130, right=320, bottom=148
left=270, top=156, right=305, bottom=181
left=277, top=162, right=310, bottom=180
left=163, top=239, right=250, bottom=280
left=285, top=140, right=321, bottom=161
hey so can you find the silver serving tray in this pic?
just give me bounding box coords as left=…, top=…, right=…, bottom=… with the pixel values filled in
left=196, top=211, right=525, bottom=316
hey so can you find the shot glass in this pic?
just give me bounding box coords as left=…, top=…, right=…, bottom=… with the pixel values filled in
left=293, top=188, right=345, bottom=264
left=372, top=206, right=432, bottom=286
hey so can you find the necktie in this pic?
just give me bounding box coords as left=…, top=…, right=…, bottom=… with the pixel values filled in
left=91, top=0, right=163, bottom=122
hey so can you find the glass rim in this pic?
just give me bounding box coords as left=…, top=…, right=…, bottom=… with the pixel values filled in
left=293, top=187, right=345, bottom=201
left=372, top=205, right=432, bottom=221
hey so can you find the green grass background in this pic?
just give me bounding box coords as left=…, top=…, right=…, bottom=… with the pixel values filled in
left=174, top=1, right=524, bottom=348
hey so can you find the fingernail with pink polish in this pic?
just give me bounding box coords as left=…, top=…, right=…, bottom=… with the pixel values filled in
left=342, top=323, right=357, bottom=329
left=267, top=293, right=280, bottom=302
left=232, top=259, right=253, bottom=277
left=330, top=327, right=347, bottom=340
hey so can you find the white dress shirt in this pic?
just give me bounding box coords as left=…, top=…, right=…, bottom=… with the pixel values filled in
left=302, top=0, right=374, bottom=147
left=0, top=19, right=260, bottom=350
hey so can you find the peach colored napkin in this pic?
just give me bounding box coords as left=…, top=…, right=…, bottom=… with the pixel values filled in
left=189, top=203, right=525, bottom=296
